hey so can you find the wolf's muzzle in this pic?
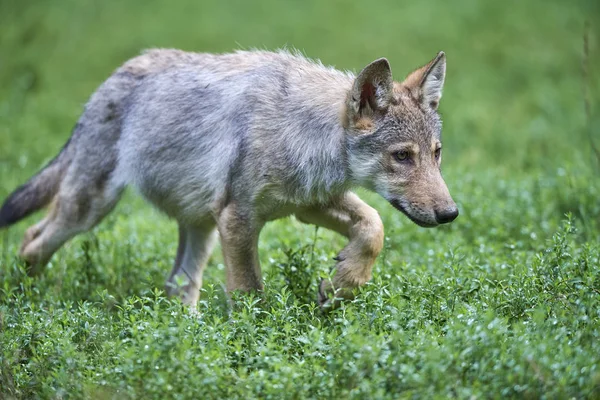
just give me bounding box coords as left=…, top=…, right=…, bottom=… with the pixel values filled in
left=389, top=199, right=438, bottom=228
left=435, top=207, right=459, bottom=224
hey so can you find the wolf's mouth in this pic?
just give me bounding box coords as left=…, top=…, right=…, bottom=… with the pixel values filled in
left=389, top=199, right=438, bottom=228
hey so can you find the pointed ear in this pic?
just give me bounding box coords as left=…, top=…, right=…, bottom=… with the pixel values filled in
left=347, top=58, right=393, bottom=126
left=402, top=51, right=446, bottom=110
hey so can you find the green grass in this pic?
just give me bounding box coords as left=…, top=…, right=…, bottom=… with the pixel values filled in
left=1, top=0, right=600, bottom=398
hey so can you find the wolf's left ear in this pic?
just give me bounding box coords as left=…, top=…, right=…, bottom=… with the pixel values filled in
left=402, top=51, right=446, bottom=110
left=347, top=58, right=393, bottom=125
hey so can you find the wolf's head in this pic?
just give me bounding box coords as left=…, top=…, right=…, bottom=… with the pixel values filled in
left=345, top=52, right=458, bottom=227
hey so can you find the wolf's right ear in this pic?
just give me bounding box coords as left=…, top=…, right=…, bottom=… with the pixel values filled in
left=402, top=52, right=446, bottom=110
left=346, top=58, right=393, bottom=128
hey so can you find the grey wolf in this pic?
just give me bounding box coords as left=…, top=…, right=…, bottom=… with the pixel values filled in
left=0, top=49, right=458, bottom=308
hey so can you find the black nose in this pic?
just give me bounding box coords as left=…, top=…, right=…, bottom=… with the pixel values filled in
left=435, top=207, right=459, bottom=224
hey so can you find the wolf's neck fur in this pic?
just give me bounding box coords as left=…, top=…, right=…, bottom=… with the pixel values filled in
left=272, top=65, right=355, bottom=204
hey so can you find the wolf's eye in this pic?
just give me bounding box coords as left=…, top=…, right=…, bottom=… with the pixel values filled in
left=394, top=150, right=410, bottom=162
left=434, top=148, right=441, bottom=160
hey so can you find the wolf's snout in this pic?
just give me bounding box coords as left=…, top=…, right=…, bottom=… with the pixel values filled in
left=435, top=206, right=459, bottom=224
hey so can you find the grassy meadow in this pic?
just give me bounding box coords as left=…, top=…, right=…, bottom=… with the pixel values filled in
left=1, top=0, right=599, bottom=398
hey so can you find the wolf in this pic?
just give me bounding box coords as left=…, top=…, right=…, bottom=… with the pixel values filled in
left=0, top=49, right=458, bottom=308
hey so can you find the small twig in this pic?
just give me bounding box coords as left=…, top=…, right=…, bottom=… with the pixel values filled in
left=309, top=225, right=319, bottom=267
left=583, top=20, right=600, bottom=168
left=1, top=229, right=9, bottom=266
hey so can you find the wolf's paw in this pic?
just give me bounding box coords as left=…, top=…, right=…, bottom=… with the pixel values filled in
left=318, top=279, right=332, bottom=309
left=318, top=279, right=356, bottom=310
left=19, top=247, right=48, bottom=277
left=165, top=277, right=200, bottom=309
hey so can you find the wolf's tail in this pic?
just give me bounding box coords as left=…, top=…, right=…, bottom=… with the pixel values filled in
left=0, top=130, right=77, bottom=229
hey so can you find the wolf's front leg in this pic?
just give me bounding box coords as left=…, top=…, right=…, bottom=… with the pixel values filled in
left=296, top=192, right=384, bottom=308
left=217, top=203, right=264, bottom=293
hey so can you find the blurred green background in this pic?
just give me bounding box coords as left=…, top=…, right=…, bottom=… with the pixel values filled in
left=1, top=0, right=599, bottom=398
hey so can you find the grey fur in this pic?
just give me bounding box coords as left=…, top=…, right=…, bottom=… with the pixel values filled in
left=0, top=49, right=458, bottom=306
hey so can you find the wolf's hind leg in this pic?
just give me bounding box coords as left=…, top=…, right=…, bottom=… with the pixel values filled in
left=166, top=222, right=218, bottom=307
left=295, top=192, right=384, bottom=308
left=19, top=182, right=123, bottom=274
left=217, top=204, right=264, bottom=294
left=20, top=210, right=55, bottom=254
